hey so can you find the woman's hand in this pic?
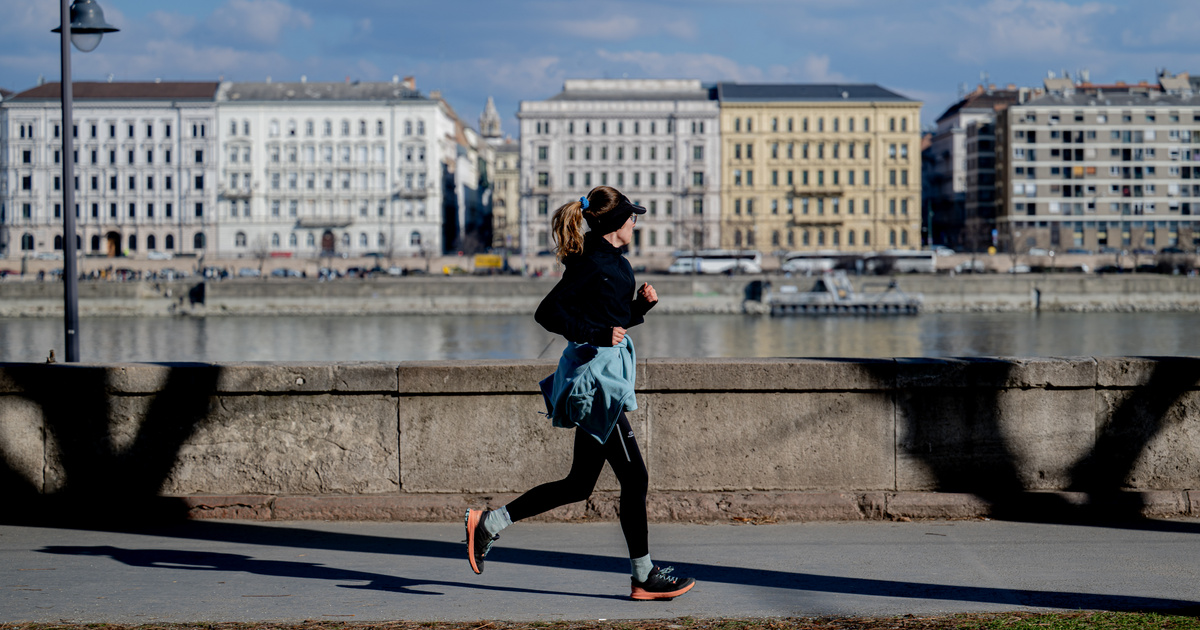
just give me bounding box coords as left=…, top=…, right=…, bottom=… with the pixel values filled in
left=611, top=326, right=627, bottom=346
left=637, top=282, right=658, bottom=305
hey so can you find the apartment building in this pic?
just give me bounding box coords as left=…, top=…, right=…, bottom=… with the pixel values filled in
left=715, top=83, right=922, bottom=252
left=0, top=82, right=218, bottom=260
left=995, top=75, right=1200, bottom=253
left=518, top=79, right=722, bottom=256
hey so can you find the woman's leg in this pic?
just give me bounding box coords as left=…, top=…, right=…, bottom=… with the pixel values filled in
left=504, top=426, right=606, bottom=522
left=602, top=412, right=649, bottom=559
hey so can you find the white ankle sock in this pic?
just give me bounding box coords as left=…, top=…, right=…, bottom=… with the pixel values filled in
left=631, top=554, right=653, bottom=582
left=482, top=506, right=512, bottom=537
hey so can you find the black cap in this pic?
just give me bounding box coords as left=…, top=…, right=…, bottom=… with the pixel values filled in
left=586, top=194, right=646, bottom=235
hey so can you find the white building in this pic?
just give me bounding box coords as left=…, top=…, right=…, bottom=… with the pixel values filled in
left=518, top=79, right=722, bottom=256
left=214, top=79, right=453, bottom=260
left=0, top=82, right=219, bottom=260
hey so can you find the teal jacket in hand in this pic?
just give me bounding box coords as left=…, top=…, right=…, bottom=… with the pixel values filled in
left=539, top=335, right=637, bottom=444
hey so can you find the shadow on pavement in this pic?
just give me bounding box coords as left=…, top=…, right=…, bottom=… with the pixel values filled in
left=35, top=520, right=1199, bottom=613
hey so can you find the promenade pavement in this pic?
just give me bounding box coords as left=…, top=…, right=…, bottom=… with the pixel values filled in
left=2, top=518, right=1199, bottom=623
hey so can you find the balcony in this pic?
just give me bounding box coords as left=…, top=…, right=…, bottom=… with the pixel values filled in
left=788, top=217, right=844, bottom=227
left=789, top=185, right=845, bottom=199
left=219, top=187, right=252, bottom=199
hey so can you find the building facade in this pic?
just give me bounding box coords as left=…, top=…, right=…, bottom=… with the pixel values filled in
left=715, top=83, right=923, bottom=252
left=518, top=79, right=722, bottom=257
left=995, top=74, right=1200, bottom=254
left=213, top=79, right=453, bottom=261
left=1, top=82, right=219, bottom=260
left=481, top=96, right=521, bottom=252
left=925, top=86, right=1023, bottom=251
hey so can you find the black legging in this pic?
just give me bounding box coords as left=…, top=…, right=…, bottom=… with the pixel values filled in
left=505, top=412, right=649, bottom=559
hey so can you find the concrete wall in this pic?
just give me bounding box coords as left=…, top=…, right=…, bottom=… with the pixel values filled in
left=2, top=358, right=1197, bottom=523
left=1, top=274, right=1199, bottom=317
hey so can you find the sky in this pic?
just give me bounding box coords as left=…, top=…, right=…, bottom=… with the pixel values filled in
left=0, top=0, right=1197, bottom=134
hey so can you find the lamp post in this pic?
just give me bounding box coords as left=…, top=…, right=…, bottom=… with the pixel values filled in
left=52, top=0, right=118, bottom=363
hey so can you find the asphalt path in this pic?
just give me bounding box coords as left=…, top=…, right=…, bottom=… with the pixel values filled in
left=2, top=518, right=1199, bottom=623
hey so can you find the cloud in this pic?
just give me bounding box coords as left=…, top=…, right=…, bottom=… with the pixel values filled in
left=593, top=50, right=848, bottom=85
left=204, top=0, right=314, bottom=47
left=557, top=15, right=642, bottom=40
left=946, top=0, right=1116, bottom=62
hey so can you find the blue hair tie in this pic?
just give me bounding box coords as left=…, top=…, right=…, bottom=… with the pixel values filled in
left=580, top=196, right=589, bottom=209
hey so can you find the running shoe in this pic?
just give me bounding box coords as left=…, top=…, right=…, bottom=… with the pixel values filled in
left=630, top=565, right=696, bottom=600
left=464, top=508, right=498, bottom=574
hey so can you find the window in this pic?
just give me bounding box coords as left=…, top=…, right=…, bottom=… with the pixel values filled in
left=194, top=232, right=206, bottom=249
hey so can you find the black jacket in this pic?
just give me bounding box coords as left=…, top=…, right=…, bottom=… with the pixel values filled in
left=535, top=232, right=655, bottom=346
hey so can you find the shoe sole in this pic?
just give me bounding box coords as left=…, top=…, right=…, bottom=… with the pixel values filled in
left=630, top=579, right=695, bottom=601
left=465, top=509, right=483, bottom=574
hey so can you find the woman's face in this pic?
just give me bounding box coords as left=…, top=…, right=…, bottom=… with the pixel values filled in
left=611, top=214, right=636, bottom=247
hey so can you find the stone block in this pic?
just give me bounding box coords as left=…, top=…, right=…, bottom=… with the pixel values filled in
left=400, top=393, right=631, bottom=493
left=0, top=396, right=45, bottom=494
left=1189, top=490, right=1200, bottom=517
left=646, top=391, right=894, bottom=492
left=896, top=388, right=1096, bottom=492
left=332, top=363, right=398, bottom=392
left=1097, top=357, right=1200, bottom=388
left=100, top=364, right=175, bottom=393
left=641, top=358, right=894, bottom=392
left=164, top=394, right=399, bottom=495
left=214, top=363, right=336, bottom=393
left=399, top=360, right=554, bottom=394
left=885, top=492, right=992, bottom=519
left=181, top=494, right=274, bottom=519
left=896, top=357, right=1094, bottom=390
left=1089, top=389, right=1200, bottom=490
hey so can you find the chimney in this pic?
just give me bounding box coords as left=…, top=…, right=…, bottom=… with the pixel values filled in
left=403, top=76, right=416, bottom=90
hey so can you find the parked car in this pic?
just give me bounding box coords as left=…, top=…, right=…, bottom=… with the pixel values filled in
left=1027, top=248, right=1050, bottom=257
left=269, top=268, right=302, bottom=278
left=34, top=252, right=63, bottom=260
left=147, top=251, right=174, bottom=260
left=237, top=267, right=261, bottom=278
left=1007, top=264, right=1032, bottom=274
left=1064, top=248, right=1093, bottom=255
left=1160, top=246, right=1187, bottom=254
left=1095, top=264, right=1124, bottom=274
left=933, top=246, right=956, bottom=257
left=1098, top=246, right=1121, bottom=255
left=387, top=266, right=406, bottom=276
left=953, top=260, right=986, bottom=273
left=1132, top=248, right=1157, bottom=256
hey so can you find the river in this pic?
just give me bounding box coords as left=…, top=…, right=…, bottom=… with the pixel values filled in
left=0, top=311, right=1196, bottom=363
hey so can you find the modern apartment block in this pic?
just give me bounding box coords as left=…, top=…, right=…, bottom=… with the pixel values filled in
left=518, top=79, right=721, bottom=256
left=995, top=73, right=1200, bottom=253
left=715, top=83, right=923, bottom=252
left=0, top=82, right=219, bottom=260
left=925, top=86, right=1023, bottom=250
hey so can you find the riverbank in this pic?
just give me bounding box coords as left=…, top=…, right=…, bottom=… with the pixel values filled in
left=1, top=273, right=1199, bottom=317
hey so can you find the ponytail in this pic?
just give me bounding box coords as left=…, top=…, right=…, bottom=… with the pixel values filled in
left=551, top=200, right=585, bottom=262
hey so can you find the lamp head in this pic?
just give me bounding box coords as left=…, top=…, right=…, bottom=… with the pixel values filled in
left=52, top=0, right=119, bottom=53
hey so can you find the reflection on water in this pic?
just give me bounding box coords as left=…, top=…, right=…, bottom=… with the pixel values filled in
left=0, top=312, right=1197, bottom=363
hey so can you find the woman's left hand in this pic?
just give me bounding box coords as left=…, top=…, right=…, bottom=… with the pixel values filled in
left=638, top=282, right=658, bottom=305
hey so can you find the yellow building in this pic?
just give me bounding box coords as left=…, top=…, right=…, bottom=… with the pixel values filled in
left=716, top=84, right=922, bottom=252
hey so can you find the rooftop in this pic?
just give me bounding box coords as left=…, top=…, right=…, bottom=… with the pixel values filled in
left=714, top=82, right=915, bottom=103
left=1020, top=91, right=1200, bottom=107
left=550, top=79, right=711, bottom=102
left=936, top=88, right=1024, bottom=123
left=218, top=81, right=424, bottom=102
left=9, top=81, right=219, bottom=101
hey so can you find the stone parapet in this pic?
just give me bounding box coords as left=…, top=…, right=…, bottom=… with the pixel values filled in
left=1, top=358, right=1198, bottom=522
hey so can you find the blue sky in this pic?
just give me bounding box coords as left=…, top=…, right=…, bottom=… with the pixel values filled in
left=1, top=0, right=1196, bottom=133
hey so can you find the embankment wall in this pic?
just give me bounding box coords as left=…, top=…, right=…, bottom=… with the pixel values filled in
left=1, top=358, right=1197, bottom=522
left=1, top=274, right=1199, bottom=317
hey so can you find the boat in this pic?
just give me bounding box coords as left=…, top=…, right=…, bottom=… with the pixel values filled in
left=759, top=271, right=922, bottom=315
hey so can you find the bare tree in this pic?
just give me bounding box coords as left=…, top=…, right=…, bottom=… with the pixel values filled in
left=252, top=235, right=271, bottom=278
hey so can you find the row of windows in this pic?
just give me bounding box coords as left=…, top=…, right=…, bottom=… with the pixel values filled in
left=259, top=144, right=409, bottom=165
left=731, top=168, right=912, bottom=187
left=1015, top=129, right=1200, bottom=143
left=16, top=172, right=206, bottom=193
left=533, top=120, right=680, bottom=136
left=1015, top=164, right=1200, bottom=179
left=15, top=147, right=188, bottom=166
left=249, top=198, right=429, bottom=219
left=13, top=201, right=204, bottom=221
left=1019, top=111, right=1200, bottom=125
left=728, top=196, right=912, bottom=216
left=266, top=171, right=396, bottom=191
left=17, top=232, right=202, bottom=252
left=1011, top=146, right=1200, bottom=161
left=262, top=118, right=424, bottom=138
left=729, top=227, right=910, bottom=248
left=232, top=230, right=424, bottom=249
left=730, top=141, right=892, bottom=161
left=556, top=170, right=678, bottom=189
left=556, top=144, right=677, bottom=162
left=14, top=120, right=201, bottom=141
left=729, top=115, right=908, bottom=134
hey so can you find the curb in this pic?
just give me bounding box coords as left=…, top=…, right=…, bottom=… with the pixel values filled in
left=176, top=490, right=1200, bottom=522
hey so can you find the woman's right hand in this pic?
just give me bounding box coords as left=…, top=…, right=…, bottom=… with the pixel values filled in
left=610, top=327, right=627, bottom=346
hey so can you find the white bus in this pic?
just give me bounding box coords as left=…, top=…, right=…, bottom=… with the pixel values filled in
left=667, top=250, right=763, bottom=274
left=867, top=250, right=937, bottom=274
left=780, top=250, right=840, bottom=274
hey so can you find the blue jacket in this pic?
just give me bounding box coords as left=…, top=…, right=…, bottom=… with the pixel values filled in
left=540, top=335, right=637, bottom=444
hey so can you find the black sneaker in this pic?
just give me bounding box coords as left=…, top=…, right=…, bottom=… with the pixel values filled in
left=464, top=508, right=498, bottom=574
left=630, top=565, right=696, bottom=600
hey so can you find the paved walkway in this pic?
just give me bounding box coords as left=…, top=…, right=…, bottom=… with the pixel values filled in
left=2, top=518, right=1199, bottom=623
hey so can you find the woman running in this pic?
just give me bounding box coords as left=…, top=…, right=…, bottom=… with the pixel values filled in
left=465, top=185, right=696, bottom=601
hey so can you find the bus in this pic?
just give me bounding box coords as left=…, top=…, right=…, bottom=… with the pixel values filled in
left=780, top=250, right=841, bottom=274
left=866, top=250, right=937, bottom=274
left=667, top=250, right=763, bottom=274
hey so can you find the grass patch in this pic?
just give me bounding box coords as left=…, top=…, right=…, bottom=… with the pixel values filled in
left=5, top=612, right=1200, bottom=630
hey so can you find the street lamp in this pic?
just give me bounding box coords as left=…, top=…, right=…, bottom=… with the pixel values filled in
left=51, top=0, right=118, bottom=363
